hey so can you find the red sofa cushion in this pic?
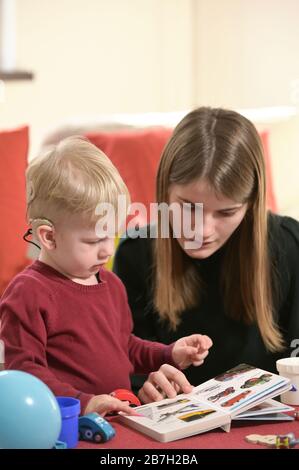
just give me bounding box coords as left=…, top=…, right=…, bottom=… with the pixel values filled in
left=0, top=126, right=29, bottom=296
left=86, top=128, right=173, bottom=226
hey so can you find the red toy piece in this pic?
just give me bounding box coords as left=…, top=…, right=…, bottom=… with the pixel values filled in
left=110, top=389, right=141, bottom=407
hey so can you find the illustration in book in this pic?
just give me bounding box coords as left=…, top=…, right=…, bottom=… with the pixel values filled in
left=120, top=364, right=292, bottom=442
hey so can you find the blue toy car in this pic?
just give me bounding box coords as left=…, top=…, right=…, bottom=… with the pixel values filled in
left=78, top=412, right=116, bottom=443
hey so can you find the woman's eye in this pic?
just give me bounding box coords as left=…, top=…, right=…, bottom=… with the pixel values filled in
left=219, top=211, right=237, bottom=217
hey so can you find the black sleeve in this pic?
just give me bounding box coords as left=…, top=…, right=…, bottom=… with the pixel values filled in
left=113, top=235, right=158, bottom=342
left=278, top=216, right=299, bottom=356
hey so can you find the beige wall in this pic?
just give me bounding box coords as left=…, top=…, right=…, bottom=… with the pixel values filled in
left=195, top=0, right=299, bottom=109
left=192, top=0, right=299, bottom=217
left=1, top=0, right=298, bottom=217
left=1, top=0, right=195, bottom=155
left=267, top=115, right=299, bottom=219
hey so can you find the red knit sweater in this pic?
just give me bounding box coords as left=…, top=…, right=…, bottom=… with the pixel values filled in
left=0, top=261, right=174, bottom=412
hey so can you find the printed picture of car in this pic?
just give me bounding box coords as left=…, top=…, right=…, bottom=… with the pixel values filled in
left=178, top=409, right=216, bottom=423
left=78, top=412, right=116, bottom=443
left=157, top=398, right=190, bottom=410
left=158, top=403, right=198, bottom=422
left=240, top=374, right=272, bottom=389
left=214, top=364, right=255, bottom=382
left=194, top=384, right=220, bottom=395
left=208, top=386, right=235, bottom=402
left=221, top=390, right=251, bottom=407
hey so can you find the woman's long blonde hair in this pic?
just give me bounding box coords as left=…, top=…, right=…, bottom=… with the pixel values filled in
left=154, top=107, right=284, bottom=352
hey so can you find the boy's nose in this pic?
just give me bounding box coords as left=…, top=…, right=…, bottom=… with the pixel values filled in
left=98, top=237, right=115, bottom=258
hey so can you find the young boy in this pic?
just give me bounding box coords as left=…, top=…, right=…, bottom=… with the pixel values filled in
left=0, top=137, right=212, bottom=416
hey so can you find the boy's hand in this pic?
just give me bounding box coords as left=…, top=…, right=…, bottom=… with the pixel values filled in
left=138, top=364, right=193, bottom=404
left=172, top=334, right=213, bottom=369
left=84, top=394, right=138, bottom=417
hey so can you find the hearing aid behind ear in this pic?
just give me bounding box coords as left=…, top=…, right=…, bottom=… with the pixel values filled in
left=31, top=218, right=54, bottom=228
left=23, top=218, right=54, bottom=250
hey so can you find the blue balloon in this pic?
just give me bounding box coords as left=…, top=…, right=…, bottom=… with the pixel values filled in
left=0, top=370, right=61, bottom=449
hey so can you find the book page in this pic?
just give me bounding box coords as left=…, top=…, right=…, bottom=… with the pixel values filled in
left=235, top=398, right=294, bottom=418
left=234, top=412, right=294, bottom=421
left=191, top=364, right=291, bottom=416
left=120, top=364, right=291, bottom=442
left=120, top=394, right=230, bottom=442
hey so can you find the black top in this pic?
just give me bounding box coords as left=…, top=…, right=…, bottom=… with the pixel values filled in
left=113, top=214, right=299, bottom=388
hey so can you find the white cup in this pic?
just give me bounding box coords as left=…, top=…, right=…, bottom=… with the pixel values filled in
left=276, top=357, right=299, bottom=405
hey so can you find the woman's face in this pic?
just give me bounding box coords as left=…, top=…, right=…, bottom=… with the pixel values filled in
left=168, top=178, right=248, bottom=259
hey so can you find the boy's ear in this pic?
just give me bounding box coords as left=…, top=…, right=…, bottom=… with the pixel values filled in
left=36, top=224, right=56, bottom=250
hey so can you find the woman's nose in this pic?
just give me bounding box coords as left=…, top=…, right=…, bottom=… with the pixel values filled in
left=202, top=214, right=215, bottom=239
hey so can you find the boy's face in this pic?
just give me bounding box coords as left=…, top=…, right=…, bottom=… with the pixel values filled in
left=44, top=215, right=115, bottom=280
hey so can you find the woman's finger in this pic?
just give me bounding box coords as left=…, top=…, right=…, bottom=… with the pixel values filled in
left=159, top=364, right=193, bottom=393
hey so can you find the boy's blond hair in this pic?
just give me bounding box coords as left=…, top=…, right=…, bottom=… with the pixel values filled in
left=26, top=136, right=130, bottom=230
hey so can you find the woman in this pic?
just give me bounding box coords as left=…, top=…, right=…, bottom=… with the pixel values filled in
left=114, top=107, right=299, bottom=398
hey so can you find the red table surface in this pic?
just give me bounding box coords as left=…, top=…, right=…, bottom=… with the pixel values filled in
left=77, top=412, right=299, bottom=450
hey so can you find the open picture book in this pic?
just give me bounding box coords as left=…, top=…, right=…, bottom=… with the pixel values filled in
left=120, top=364, right=293, bottom=442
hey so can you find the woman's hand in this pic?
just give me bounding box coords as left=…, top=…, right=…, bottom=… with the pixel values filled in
left=138, top=364, right=193, bottom=404
left=172, top=334, right=213, bottom=369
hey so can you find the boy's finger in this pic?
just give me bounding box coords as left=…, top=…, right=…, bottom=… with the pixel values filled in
left=115, top=400, right=137, bottom=414
left=118, top=405, right=139, bottom=416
